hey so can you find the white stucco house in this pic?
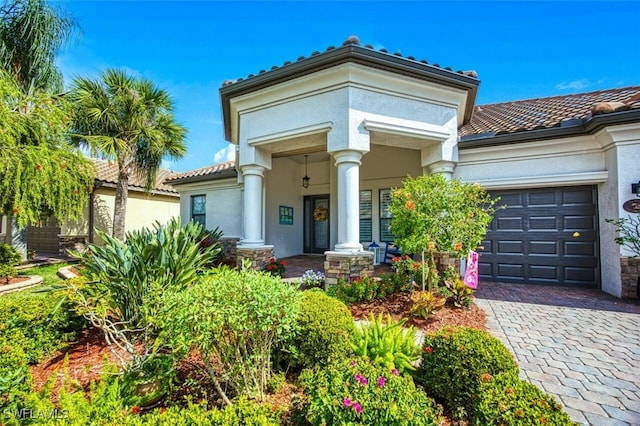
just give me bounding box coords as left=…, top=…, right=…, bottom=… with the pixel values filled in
left=168, top=36, right=640, bottom=298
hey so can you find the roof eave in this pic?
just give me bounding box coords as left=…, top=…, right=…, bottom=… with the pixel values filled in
left=167, top=169, right=238, bottom=186
left=94, top=180, right=179, bottom=197
left=458, top=109, right=640, bottom=149
left=220, top=44, right=480, bottom=142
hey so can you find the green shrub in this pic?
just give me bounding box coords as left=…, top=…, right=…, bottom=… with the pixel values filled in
left=160, top=266, right=300, bottom=403
left=0, top=243, right=22, bottom=284
left=16, top=362, right=281, bottom=426
left=275, top=289, right=354, bottom=371
left=294, top=358, right=443, bottom=426
left=473, top=371, right=577, bottom=425
left=351, top=313, right=420, bottom=374
left=0, top=336, right=32, bottom=417
left=69, top=218, right=218, bottom=371
left=417, top=326, right=518, bottom=420
left=327, top=275, right=386, bottom=303
left=0, top=290, right=84, bottom=363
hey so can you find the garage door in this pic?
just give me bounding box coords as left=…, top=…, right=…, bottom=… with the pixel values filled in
left=479, top=186, right=599, bottom=288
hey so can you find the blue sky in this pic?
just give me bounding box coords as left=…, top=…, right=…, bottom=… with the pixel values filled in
left=56, top=1, right=640, bottom=172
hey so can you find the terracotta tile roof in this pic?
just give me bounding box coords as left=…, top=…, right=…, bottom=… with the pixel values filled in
left=92, top=158, right=178, bottom=195
left=166, top=161, right=236, bottom=184
left=220, top=35, right=478, bottom=88
left=459, top=86, right=640, bottom=138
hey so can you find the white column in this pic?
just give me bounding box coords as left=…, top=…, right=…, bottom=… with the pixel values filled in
left=332, top=150, right=364, bottom=252
left=426, top=160, right=456, bottom=179
left=239, top=165, right=266, bottom=247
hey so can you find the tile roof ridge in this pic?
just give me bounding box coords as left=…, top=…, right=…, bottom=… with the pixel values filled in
left=221, top=35, right=471, bottom=87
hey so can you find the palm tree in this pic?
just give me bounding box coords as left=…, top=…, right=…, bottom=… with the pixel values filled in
left=69, top=69, right=187, bottom=240
left=0, top=0, right=75, bottom=95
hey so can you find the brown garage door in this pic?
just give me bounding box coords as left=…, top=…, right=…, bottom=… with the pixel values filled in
left=479, top=186, right=599, bottom=288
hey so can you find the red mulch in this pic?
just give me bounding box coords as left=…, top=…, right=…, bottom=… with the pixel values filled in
left=1, top=276, right=30, bottom=286
left=349, top=292, right=486, bottom=334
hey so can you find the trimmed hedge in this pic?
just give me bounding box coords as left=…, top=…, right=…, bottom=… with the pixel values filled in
left=417, top=326, right=519, bottom=420
left=473, top=371, right=577, bottom=425
left=275, top=289, right=355, bottom=371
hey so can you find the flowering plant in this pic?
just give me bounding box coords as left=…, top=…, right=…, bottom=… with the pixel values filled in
left=301, top=269, right=325, bottom=289
left=294, top=359, right=443, bottom=425
left=263, top=257, right=287, bottom=277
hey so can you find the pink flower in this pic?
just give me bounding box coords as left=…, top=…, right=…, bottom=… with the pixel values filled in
left=352, top=402, right=362, bottom=414
left=350, top=361, right=357, bottom=368
left=377, top=376, right=386, bottom=387
left=391, top=368, right=399, bottom=376
left=354, top=373, right=368, bottom=385
left=343, top=397, right=351, bottom=407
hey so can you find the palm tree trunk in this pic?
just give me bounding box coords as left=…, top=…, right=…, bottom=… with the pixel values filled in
left=112, top=161, right=131, bottom=240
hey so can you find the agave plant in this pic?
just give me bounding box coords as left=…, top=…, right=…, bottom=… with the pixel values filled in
left=351, top=313, right=421, bottom=374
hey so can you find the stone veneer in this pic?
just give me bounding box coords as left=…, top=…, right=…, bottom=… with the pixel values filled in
left=219, top=237, right=239, bottom=263
left=621, top=257, right=640, bottom=299
left=324, top=251, right=374, bottom=286
left=432, top=251, right=461, bottom=275
left=236, top=246, right=274, bottom=271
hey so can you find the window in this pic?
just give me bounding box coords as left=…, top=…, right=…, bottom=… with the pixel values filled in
left=379, top=189, right=394, bottom=242
left=191, top=195, right=206, bottom=227
left=359, top=190, right=372, bottom=242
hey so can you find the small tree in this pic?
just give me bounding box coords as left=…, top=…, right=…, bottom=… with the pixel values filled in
left=0, top=243, right=22, bottom=283
left=606, top=215, right=640, bottom=257
left=389, top=174, right=500, bottom=290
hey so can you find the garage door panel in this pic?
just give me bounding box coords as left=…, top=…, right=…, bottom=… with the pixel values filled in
left=529, top=265, right=558, bottom=280
left=529, top=216, right=557, bottom=230
left=496, top=216, right=524, bottom=231
left=497, top=263, right=524, bottom=279
left=529, top=241, right=558, bottom=255
left=528, top=191, right=557, bottom=207
left=563, top=215, right=594, bottom=230
left=564, top=267, right=595, bottom=283
left=497, top=240, right=523, bottom=254
left=562, top=188, right=595, bottom=205
left=565, top=241, right=595, bottom=256
left=482, top=186, right=599, bottom=288
left=497, top=193, right=524, bottom=207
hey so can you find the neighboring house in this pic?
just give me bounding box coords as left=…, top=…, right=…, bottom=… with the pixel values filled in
left=0, top=158, right=181, bottom=256
left=169, top=36, right=640, bottom=298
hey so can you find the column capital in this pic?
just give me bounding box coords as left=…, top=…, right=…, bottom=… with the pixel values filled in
left=330, top=149, right=364, bottom=166
left=426, top=160, right=456, bottom=178
left=240, top=164, right=266, bottom=177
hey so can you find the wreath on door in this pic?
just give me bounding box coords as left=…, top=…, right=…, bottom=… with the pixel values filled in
left=313, top=205, right=328, bottom=222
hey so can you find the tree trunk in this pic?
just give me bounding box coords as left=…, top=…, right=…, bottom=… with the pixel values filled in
left=112, top=161, right=131, bottom=240
left=3, top=215, right=12, bottom=245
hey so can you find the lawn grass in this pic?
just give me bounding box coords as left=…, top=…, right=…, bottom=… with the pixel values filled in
left=18, top=262, right=72, bottom=287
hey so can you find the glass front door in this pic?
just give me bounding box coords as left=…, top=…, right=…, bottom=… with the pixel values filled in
left=304, top=195, right=330, bottom=254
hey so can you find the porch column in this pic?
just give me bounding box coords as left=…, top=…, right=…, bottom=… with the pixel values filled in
left=240, top=164, right=266, bottom=247
left=332, top=150, right=363, bottom=252
left=424, top=160, right=456, bottom=179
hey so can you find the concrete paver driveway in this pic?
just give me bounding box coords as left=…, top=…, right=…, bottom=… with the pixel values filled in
left=476, top=283, right=640, bottom=426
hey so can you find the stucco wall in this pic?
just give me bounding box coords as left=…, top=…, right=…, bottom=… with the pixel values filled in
left=88, top=188, right=180, bottom=244
left=175, top=178, right=243, bottom=239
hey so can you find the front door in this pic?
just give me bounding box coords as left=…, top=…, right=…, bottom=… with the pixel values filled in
left=304, top=195, right=330, bottom=254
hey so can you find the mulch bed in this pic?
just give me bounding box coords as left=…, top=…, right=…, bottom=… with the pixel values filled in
left=349, top=291, right=486, bottom=334
left=0, top=276, right=30, bottom=286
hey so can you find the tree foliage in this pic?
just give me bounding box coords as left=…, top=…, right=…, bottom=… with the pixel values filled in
left=0, top=0, right=75, bottom=95
left=389, top=174, right=500, bottom=257
left=69, top=69, right=187, bottom=239
left=0, top=71, right=94, bottom=229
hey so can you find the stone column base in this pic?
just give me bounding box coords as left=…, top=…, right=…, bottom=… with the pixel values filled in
left=432, top=251, right=462, bottom=276
left=324, top=251, right=374, bottom=286
left=621, top=257, right=639, bottom=299
left=236, top=246, right=274, bottom=271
